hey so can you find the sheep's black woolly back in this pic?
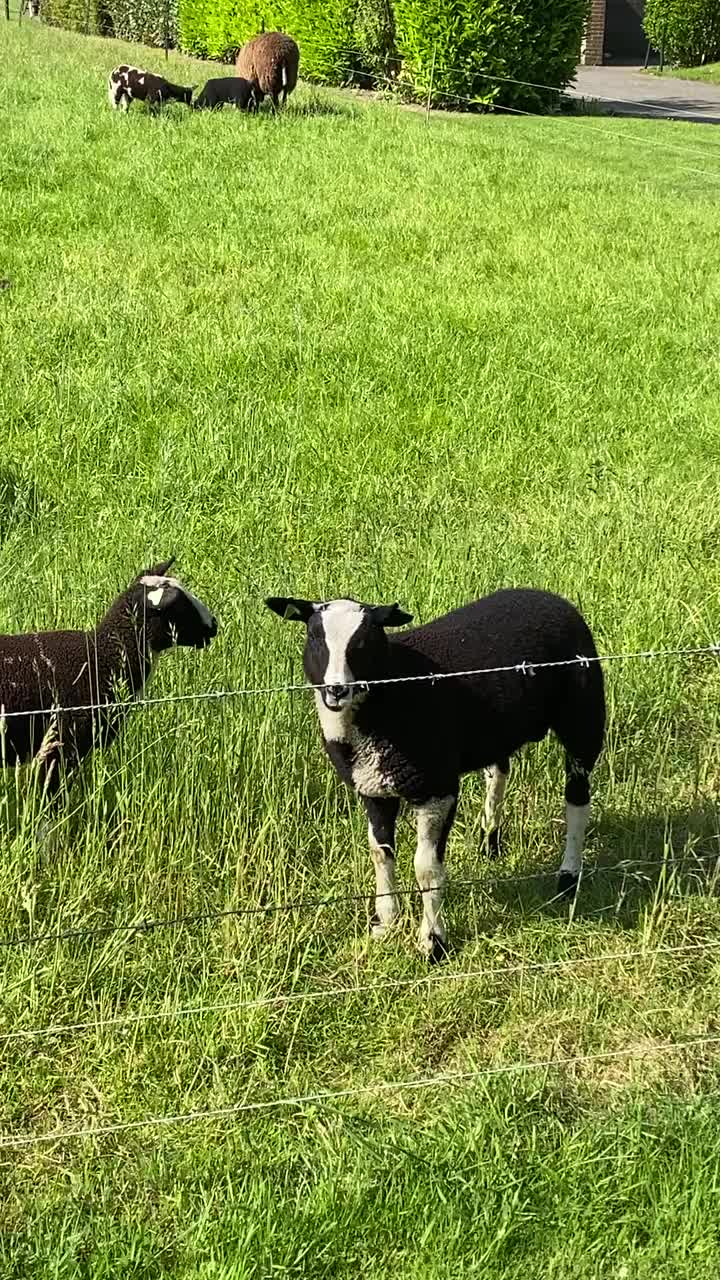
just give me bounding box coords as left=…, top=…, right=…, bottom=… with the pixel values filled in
left=395, top=588, right=598, bottom=670
left=0, top=587, right=152, bottom=770
left=347, top=589, right=605, bottom=798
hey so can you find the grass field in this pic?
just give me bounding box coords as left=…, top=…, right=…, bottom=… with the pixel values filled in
left=3, top=18, right=720, bottom=1278
left=653, top=62, right=720, bottom=86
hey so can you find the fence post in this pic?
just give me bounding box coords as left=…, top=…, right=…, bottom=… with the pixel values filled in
left=426, top=43, right=436, bottom=124
left=83, top=0, right=89, bottom=35
left=164, top=0, right=169, bottom=60
left=5, top=0, right=10, bottom=23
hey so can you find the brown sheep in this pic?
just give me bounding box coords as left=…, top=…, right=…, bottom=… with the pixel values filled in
left=235, top=32, right=299, bottom=110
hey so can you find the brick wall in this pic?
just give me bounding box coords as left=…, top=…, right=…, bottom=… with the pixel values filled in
left=580, top=0, right=606, bottom=64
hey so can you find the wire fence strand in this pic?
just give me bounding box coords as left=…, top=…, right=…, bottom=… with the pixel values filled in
left=1, top=642, right=718, bottom=722
left=4, top=1032, right=720, bottom=1149
left=3, top=936, right=720, bottom=1046
left=369, top=72, right=720, bottom=177
left=1, top=850, right=717, bottom=952
left=306, top=39, right=720, bottom=128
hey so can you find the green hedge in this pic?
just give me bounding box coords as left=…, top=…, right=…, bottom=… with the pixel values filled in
left=42, top=0, right=174, bottom=45
left=42, top=0, right=110, bottom=36
left=178, top=0, right=357, bottom=75
left=644, top=0, right=720, bottom=66
left=106, top=0, right=178, bottom=48
left=392, top=0, right=588, bottom=110
left=178, top=0, right=586, bottom=105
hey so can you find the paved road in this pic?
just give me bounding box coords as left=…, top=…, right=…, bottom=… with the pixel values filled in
left=567, top=65, right=720, bottom=124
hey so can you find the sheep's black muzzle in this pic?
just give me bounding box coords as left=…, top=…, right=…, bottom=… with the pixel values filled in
left=323, top=684, right=351, bottom=711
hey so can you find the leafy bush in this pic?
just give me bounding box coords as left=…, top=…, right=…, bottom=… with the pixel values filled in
left=392, top=0, right=588, bottom=111
left=273, top=0, right=357, bottom=81
left=348, top=0, right=398, bottom=84
left=106, top=0, right=178, bottom=48
left=42, top=0, right=174, bottom=44
left=644, top=0, right=720, bottom=65
left=178, top=0, right=395, bottom=83
left=41, top=0, right=111, bottom=36
left=178, top=0, right=356, bottom=75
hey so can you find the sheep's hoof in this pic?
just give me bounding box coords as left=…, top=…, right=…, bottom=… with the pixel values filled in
left=369, top=913, right=392, bottom=940
left=557, top=872, right=579, bottom=901
left=427, top=932, right=448, bottom=965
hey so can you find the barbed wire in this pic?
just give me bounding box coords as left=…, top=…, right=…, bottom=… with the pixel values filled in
left=2, top=935, right=719, bottom=1046
left=11, top=14, right=720, bottom=170
left=0, top=642, right=718, bottom=724
left=1, top=849, right=716, bottom=952
left=304, top=39, right=720, bottom=129
left=3, top=1031, right=720, bottom=1148
left=368, top=71, right=720, bottom=178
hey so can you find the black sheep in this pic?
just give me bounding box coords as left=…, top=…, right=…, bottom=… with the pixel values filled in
left=194, top=77, right=258, bottom=112
left=266, top=588, right=605, bottom=962
left=0, top=560, right=217, bottom=825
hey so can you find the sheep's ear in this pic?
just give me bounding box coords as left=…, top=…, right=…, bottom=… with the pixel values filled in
left=265, top=596, right=315, bottom=623
left=145, top=557, right=176, bottom=578
left=371, top=603, right=413, bottom=628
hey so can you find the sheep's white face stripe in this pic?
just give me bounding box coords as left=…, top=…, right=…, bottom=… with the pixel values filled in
left=140, top=575, right=214, bottom=628
left=320, top=600, right=364, bottom=688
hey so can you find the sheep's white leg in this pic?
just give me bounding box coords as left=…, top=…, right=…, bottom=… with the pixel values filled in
left=413, top=794, right=457, bottom=963
left=558, top=754, right=592, bottom=897
left=482, top=760, right=509, bottom=856
left=558, top=802, right=590, bottom=890
left=362, top=796, right=400, bottom=938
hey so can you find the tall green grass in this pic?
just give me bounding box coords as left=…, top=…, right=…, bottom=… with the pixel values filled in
left=2, top=20, right=720, bottom=1276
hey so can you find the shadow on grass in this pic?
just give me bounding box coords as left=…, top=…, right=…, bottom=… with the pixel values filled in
left=285, top=93, right=363, bottom=120
left=560, top=94, right=720, bottom=126
left=484, top=800, right=720, bottom=935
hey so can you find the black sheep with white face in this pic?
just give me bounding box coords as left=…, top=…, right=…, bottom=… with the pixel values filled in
left=274, top=598, right=412, bottom=711
left=266, top=589, right=605, bottom=963
left=0, top=559, right=217, bottom=833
